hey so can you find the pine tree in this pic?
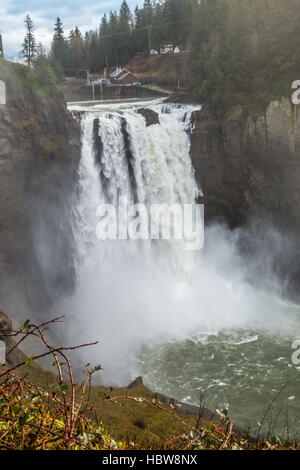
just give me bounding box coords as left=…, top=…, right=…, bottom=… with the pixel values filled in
left=20, top=14, right=36, bottom=67
left=68, top=27, right=85, bottom=71
left=51, top=17, right=67, bottom=68
left=99, top=14, right=110, bottom=69
left=118, top=0, right=133, bottom=64
left=34, top=42, right=46, bottom=67
left=107, top=11, right=120, bottom=66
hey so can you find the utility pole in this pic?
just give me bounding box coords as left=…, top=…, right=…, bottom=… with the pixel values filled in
left=86, top=70, right=91, bottom=85
left=0, top=33, right=4, bottom=58
left=148, top=25, right=151, bottom=55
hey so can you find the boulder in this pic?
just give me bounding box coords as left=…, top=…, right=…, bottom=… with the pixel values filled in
left=137, top=108, right=159, bottom=126
left=127, top=376, right=144, bottom=389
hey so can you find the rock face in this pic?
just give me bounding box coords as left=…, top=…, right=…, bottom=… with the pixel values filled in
left=190, top=99, right=300, bottom=294
left=127, top=376, right=144, bottom=389
left=191, top=99, right=300, bottom=230
left=137, top=108, right=159, bottom=126
left=0, top=60, right=81, bottom=317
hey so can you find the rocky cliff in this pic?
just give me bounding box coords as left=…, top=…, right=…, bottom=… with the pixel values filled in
left=191, top=99, right=300, bottom=228
left=190, top=99, right=300, bottom=294
left=0, top=59, right=81, bottom=319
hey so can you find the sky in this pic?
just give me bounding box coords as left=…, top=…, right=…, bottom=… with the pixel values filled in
left=0, top=0, right=144, bottom=60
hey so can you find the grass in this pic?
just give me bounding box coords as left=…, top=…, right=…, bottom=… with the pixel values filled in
left=12, top=362, right=206, bottom=448
left=0, top=57, right=61, bottom=102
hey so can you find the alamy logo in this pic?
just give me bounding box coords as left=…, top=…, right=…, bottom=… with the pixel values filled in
left=96, top=197, right=204, bottom=251
left=0, top=80, right=6, bottom=106
left=291, top=340, right=300, bottom=366
left=291, top=81, right=300, bottom=105
left=0, top=340, right=5, bottom=365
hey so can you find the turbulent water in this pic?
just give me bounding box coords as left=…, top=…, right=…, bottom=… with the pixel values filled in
left=65, top=98, right=300, bottom=438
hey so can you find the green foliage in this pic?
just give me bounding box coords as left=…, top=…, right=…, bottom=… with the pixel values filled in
left=189, top=0, right=300, bottom=114
left=22, top=319, right=32, bottom=331
left=0, top=57, right=61, bottom=100
left=20, top=14, right=37, bottom=67
left=51, top=18, right=67, bottom=66
left=25, top=357, right=35, bottom=366
left=0, top=378, right=125, bottom=450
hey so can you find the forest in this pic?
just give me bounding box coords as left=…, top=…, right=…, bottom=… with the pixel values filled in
left=49, top=0, right=197, bottom=74
left=22, top=0, right=300, bottom=112
left=189, top=0, right=300, bottom=111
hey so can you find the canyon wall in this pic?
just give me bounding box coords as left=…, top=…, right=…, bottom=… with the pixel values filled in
left=0, top=59, right=81, bottom=319
left=191, top=99, right=300, bottom=229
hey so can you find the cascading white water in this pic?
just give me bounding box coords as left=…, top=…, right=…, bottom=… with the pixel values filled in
left=62, top=99, right=300, bottom=435
left=62, top=100, right=207, bottom=382
left=75, top=101, right=201, bottom=275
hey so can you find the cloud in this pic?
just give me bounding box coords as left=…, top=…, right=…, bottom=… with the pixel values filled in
left=0, top=0, right=143, bottom=59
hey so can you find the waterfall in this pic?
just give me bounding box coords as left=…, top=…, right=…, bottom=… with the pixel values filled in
left=61, top=100, right=204, bottom=383
left=74, top=101, right=201, bottom=275
left=62, top=99, right=299, bottom=387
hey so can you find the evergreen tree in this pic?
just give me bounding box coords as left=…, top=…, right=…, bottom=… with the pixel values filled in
left=151, top=2, right=167, bottom=51
left=51, top=18, right=67, bottom=68
left=99, top=14, right=110, bottom=69
left=118, top=0, right=133, bottom=64
left=189, top=0, right=300, bottom=110
left=20, top=14, right=36, bottom=67
left=34, top=42, right=46, bottom=66
left=133, top=6, right=147, bottom=53
left=68, top=27, right=85, bottom=71
left=108, top=11, right=120, bottom=65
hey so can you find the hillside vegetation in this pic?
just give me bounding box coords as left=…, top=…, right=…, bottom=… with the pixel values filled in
left=0, top=58, right=60, bottom=100
left=189, top=0, right=300, bottom=114
left=125, top=52, right=189, bottom=89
